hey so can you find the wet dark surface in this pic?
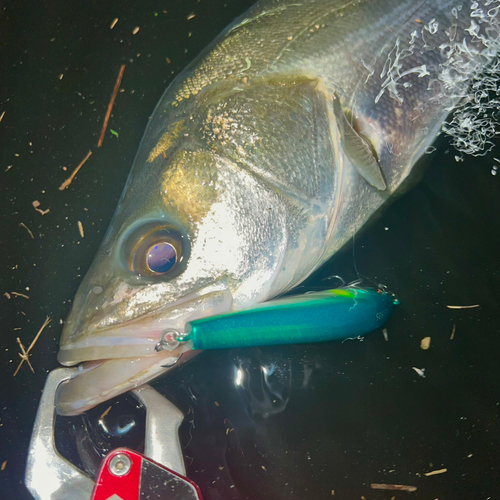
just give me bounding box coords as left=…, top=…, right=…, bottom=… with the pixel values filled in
left=1, top=0, right=500, bottom=499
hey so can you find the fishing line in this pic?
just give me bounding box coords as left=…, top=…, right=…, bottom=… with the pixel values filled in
left=351, top=227, right=384, bottom=291
left=352, top=230, right=361, bottom=281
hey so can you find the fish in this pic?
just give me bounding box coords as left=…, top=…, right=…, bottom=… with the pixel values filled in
left=55, top=0, right=500, bottom=415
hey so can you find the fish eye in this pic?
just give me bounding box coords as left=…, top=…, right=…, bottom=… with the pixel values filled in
left=146, top=242, right=177, bottom=274
left=124, top=222, right=186, bottom=278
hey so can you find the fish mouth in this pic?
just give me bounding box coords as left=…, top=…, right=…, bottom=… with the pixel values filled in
left=55, top=283, right=233, bottom=416
left=58, top=284, right=232, bottom=365
left=55, top=349, right=200, bottom=416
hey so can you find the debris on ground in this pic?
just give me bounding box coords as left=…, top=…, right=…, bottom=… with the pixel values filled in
left=371, top=483, right=417, bottom=492
left=450, top=324, right=456, bottom=340
left=97, top=65, right=126, bottom=147
left=14, top=316, right=51, bottom=376
left=99, top=405, right=112, bottom=420
left=15, top=338, right=34, bottom=374
left=424, top=468, right=447, bottom=476
left=420, top=337, right=431, bottom=350
left=19, top=222, right=34, bottom=239
left=412, top=367, right=426, bottom=378
left=59, top=150, right=92, bottom=190
left=341, top=335, right=364, bottom=343
left=32, top=200, right=50, bottom=215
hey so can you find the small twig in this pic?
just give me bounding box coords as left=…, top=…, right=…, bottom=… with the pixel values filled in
left=15, top=338, right=34, bottom=375
left=446, top=304, right=479, bottom=309
left=424, top=468, right=447, bottom=476
left=11, top=292, right=29, bottom=299
left=14, top=316, right=51, bottom=376
left=59, top=150, right=92, bottom=190
left=0, top=111, right=5, bottom=123
left=27, top=316, right=51, bottom=352
left=77, top=220, right=84, bottom=238
left=99, top=405, right=112, bottom=420
left=19, top=222, right=34, bottom=239
left=450, top=324, right=456, bottom=340
left=97, top=64, right=126, bottom=147
left=371, top=484, right=417, bottom=492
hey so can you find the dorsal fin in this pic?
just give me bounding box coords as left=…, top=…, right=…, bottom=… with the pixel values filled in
left=332, top=94, right=386, bottom=191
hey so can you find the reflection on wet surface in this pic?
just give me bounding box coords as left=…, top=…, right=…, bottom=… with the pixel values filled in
left=55, top=393, right=146, bottom=478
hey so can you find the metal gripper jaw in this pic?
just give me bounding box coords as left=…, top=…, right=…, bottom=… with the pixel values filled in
left=25, top=368, right=203, bottom=500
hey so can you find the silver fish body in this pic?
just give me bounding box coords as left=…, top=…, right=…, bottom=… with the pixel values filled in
left=56, top=0, right=500, bottom=414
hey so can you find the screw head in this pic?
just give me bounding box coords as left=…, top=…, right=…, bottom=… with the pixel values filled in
left=108, top=453, right=132, bottom=476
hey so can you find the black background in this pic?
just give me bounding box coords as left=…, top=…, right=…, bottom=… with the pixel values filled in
left=1, top=1, right=499, bottom=499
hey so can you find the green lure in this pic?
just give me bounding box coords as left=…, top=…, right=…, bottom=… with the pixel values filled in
left=159, top=287, right=398, bottom=351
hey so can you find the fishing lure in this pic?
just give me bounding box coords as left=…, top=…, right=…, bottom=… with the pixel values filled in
left=156, top=287, right=398, bottom=351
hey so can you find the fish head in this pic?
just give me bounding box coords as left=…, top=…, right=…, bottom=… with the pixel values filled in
left=56, top=73, right=343, bottom=415
left=56, top=102, right=298, bottom=415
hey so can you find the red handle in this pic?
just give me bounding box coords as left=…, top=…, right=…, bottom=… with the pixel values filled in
left=91, top=448, right=203, bottom=500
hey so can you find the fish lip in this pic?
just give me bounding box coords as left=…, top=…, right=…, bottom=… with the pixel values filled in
left=58, top=281, right=233, bottom=365
left=55, top=349, right=200, bottom=416
left=62, top=289, right=205, bottom=344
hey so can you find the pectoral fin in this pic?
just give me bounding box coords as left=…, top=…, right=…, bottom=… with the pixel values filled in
left=332, top=94, right=386, bottom=191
